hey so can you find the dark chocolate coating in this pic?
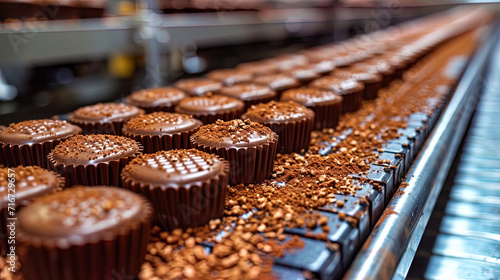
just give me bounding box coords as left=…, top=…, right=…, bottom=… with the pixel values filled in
left=121, top=149, right=229, bottom=230
left=126, top=87, right=187, bottom=110
left=123, top=112, right=202, bottom=136
left=68, top=103, right=144, bottom=123
left=49, top=134, right=141, bottom=166
left=0, top=119, right=81, bottom=145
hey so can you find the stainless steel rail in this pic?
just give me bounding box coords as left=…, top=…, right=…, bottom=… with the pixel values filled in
left=343, top=21, right=498, bottom=280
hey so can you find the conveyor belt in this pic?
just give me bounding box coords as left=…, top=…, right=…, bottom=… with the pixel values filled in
left=406, top=29, right=500, bottom=280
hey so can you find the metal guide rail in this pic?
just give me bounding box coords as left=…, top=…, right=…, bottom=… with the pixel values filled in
left=344, top=20, right=498, bottom=280
left=407, top=24, right=500, bottom=280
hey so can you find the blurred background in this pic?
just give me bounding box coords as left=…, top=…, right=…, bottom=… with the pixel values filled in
left=0, top=0, right=497, bottom=125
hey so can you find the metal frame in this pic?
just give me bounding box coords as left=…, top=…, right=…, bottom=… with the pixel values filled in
left=343, top=20, right=498, bottom=280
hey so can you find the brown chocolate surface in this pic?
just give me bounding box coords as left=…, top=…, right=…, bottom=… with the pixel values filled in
left=285, top=65, right=321, bottom=82
left=175, top=94, right=245, bottom=114
left=205, top=69, right=253, bottom=86
left=123, top=112, right=202, bottom=136
left=18, top=186, right=149, bottom=239
left=49, top=134, right=141, bottom=165
left=253, top=74, right=300, bottom=91
left=280, top=87, right=343, bottom=107
left=126, top=87, right=186, bottom=108
left=309, top=76, right=365, bottom=95
left=333, top=68, right=383, bottom=83
left=122, top=149, right=228, bottom=185
left=69, top=103, right=144, bottom=123
left=242, top=101, right=314, bottom=124
left=0, top=119, right=81, bottom=145
left=191, top=119, right=277, bottom=148
left=174, top=78, right=223, bottom=96
left=218, top=83, right=276, bottom=101
left=0, top=166, right=61, bottom=208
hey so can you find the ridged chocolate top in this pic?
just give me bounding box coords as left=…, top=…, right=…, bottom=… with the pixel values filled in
left=206, top=69, right=253, bottom=86
left=123, top=112, right=202, bottom=136
left=126, top=87, right=186, bottom=108
left=121, top=149, right=228, bottom=186
left=174, top=78, right=222, bottom=96
left=218, top=83, right=276, bottom=101
left=0, top=166, right=61, bottom=209
left=253, top=74, right=300, bottom=91
left=49, top=134, right=140, bottom=166
left=309, top=76, right=365, bottom=95
left=0, top=119, right=82, bottom=145
left=69, top=103, right=144, bottom=123
left=18, top=186, right=150, bottom=240
left=242, top=101, right=314, bottom=123
left=191, top=119, right=277, bottom=148
left=175, top=95, right=245, bottom=114
left=280, top=87, right=343, bottom=107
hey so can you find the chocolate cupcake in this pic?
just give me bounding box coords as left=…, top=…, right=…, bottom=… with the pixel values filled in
left=252, top=73, right=300, bottom=97
left=280, top=87, right=343, bottom=131
left=121, top=149, right=229, bottom=230
left=217, top=82, right=277, bottom=109
left=126, top=87, right=187, bottom=113
left=48, top=134, right=142, bottom=187
left=332, top=68, right=383, bottom=100
left=191, top=119, right=278, bottom=185
left=310, top=60, right=336, bottom=75
left=0, top=166, right=63, bottom=256
left=309, top=76, right=365, bottom=113
left=68, top=103, right=145, bottom=135
left=18, top=186, right=153, bottom=280
left=122, top=112, right=202, bottom=153
left=242, top=101, right=314, bottom=154
left=174, top=78, right=223, bottom=96
left=0, top=119, right=82, bottom=169
left=175, top=94, right=245, bottom=125
left=353, top=58, right=395, bottom=87
left=206, top=68, right=252, bottom=86
left=284, top=65, right=322, bottom=84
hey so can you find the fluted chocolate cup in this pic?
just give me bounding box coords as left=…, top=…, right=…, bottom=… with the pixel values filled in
left=331, top=68, right=383, bottom=100
left=0, top=119, right=82, bottom=168
left=175, top=94, right=245, bottom=125
left=253, top=73, right=301, bottom=99
left=48, top=134, right=142, bottom=187
left=68, top=103, right=145, bottom=135
left=190, top=119, right=278, bottom=185
left=122, top=112, right=202, bottom=153
left=126, top=87, right=187, bottom=113
left=0, top=166, right=64, bottom=256
left=217, top=83, right=277, bottom=109
left=353, top=58, right=395, bottom=88
left=18, top=186, right=153, bottom=280
left=121, top=149, right=229, bottom=231
left=242, top=101, right=314, bottom=154
left=280, top=87, right=343, bottom=131
left=309, top=76, right=365, bottom=113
